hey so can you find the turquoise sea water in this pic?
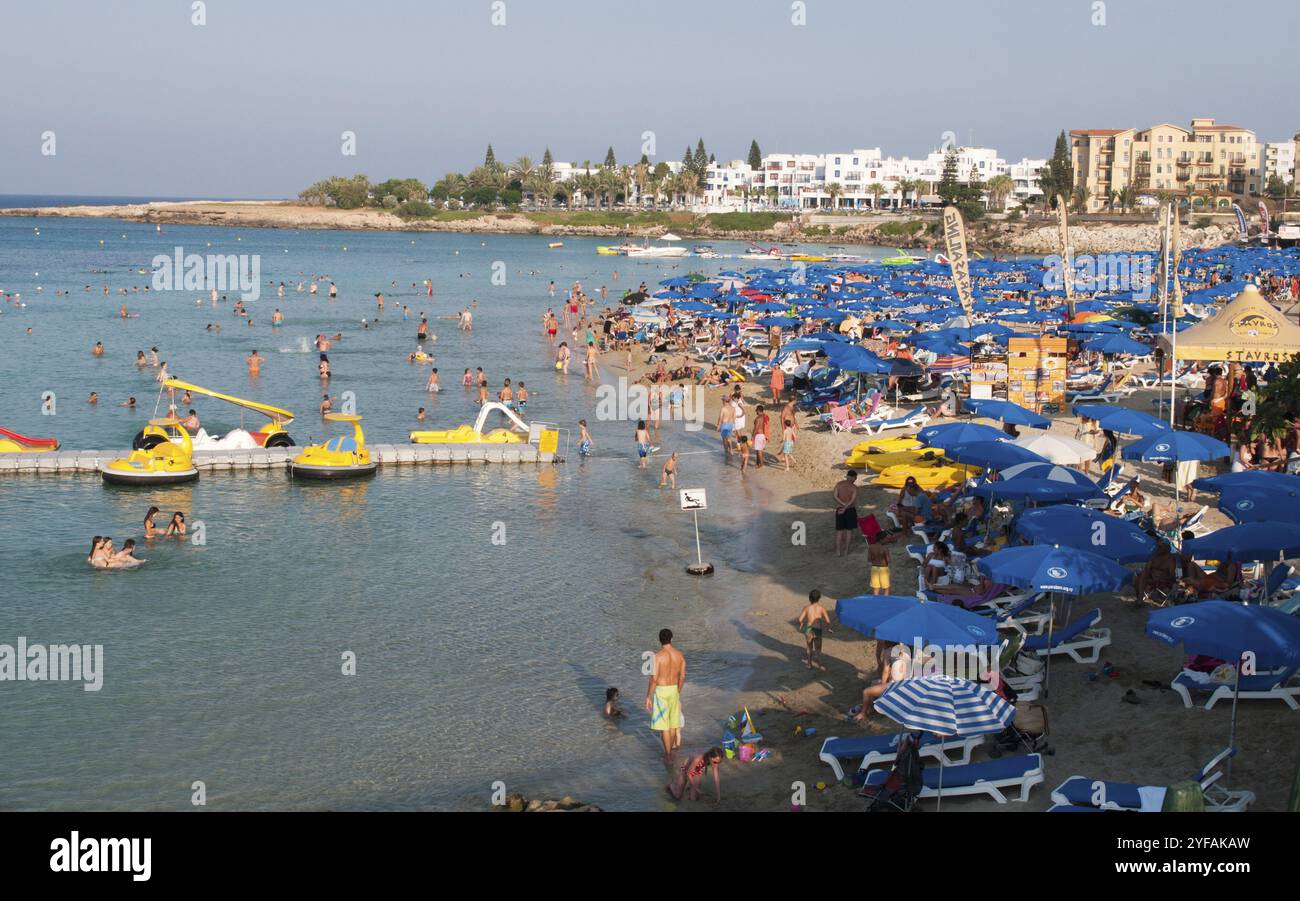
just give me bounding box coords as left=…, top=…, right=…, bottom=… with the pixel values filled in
left=0, top=217, right=894, bottom=810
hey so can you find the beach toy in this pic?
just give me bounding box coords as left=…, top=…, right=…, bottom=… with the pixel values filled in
left=815, top=782, right=827, bottom=791
left=725, top=715, right=740, bottom=732
left=753, top=749, right=771, bottom=762
left=738, top=745, right=755, bottom=763
left=803, top=727, right=816, bottom=738
left=793, top=725, right=803, bottom=736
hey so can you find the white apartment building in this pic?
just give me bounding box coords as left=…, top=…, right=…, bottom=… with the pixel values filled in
left=701, top=160, right=759, bottom=209
left=1265, top=141, right=1296, bottom=186
left=1007, top=158, right=1048, bottom=208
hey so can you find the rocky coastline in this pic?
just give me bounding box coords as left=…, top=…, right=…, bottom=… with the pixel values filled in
left=0, top=200, right=1235, bottom=254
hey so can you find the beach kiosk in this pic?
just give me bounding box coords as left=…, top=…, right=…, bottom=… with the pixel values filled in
left=1006, top=337, right=1068, bottom=414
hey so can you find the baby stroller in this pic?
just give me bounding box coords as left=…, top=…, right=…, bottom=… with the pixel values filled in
left=860, top=732, right=925, bottom=812
left=988, top=678, right=1052, bottom=757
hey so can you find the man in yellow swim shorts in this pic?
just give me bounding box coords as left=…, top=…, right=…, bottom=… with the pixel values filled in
left=646, top=628, right=685, bottom=766
left=868, top=541, right=892, bottom=595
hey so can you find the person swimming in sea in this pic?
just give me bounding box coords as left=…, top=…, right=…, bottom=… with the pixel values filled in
left=143, top=506, right=161, bottom=539
left=578, top=419, right=593, bottom=457
left=110, top=539, right=142, bottom=568
left=164, top=512, right=186, bottom=537
left=88, top=536, right=111, bottom=568
left=604, top=687, right=624, bottom=718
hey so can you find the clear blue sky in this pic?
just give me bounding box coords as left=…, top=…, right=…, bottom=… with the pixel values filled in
left=2, top=0, right=1295, bottom=198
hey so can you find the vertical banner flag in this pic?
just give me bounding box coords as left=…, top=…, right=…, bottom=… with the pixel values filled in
left=1232, top=203, right=1248, bottom=243
left=1157, top=202, right=1171, bottom=314
left=942, top=205, right=974, bottom=319
left=1259, top=201, right=1272, bottom=244
left=1171, top=208, right=1184, bottom=320
left=1055, top=194, right=1074, bottom=313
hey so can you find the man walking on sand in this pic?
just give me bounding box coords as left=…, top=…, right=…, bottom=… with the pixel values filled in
left=717, top=395, right=736, bottom=457
left=646, top=628, right=685, bottom=766
left=833, top=470, right=859, bottom=556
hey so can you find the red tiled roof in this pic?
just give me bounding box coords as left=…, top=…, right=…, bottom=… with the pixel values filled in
left=1071, top=129, right=1127, bottom=136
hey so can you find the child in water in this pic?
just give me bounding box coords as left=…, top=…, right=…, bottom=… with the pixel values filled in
left=604, top=688, right=624, bottom=718
left=578, top=419, right=593, bottom=457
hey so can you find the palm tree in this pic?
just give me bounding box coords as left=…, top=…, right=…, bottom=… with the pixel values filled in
left=825, top=182, right=843, bottom=211
left=867, top=182, right=886, bottom=210
left=674, top=170, right=699, bottom=209
left=896, top=180, right=911, bottom=209
left=1207, top=182, right=1223, bottom=213
left=1072, top=186, right=1091, bottom=213
left=511, top=156, right=534, bottom=185
left=524, top=172, right=553, bottom=209
left=552, top=181, right=572, bottom=209
left=633, top=161, right=649, bottom=208
left=985, top=174, right=1014, bottom=212
left=1117, top=185, right=1137, bottom=214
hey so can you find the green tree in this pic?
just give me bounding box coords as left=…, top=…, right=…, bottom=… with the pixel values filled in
left=484, top=144, right=499, bottom=172
left=748, top=140, right=762, bottom=170
left=985, top=174, right=1014, bottom=212
left=937, top=151, right=963, bottom=205
left=604, top=146, right=617, bottom=169
left=1039, top=131, right=1074, bottom=209
left=693, top=139, right=708, bottom=177
left=825, top=182, right=842, bottom=210
left=867, top=182, right=886, bottom=209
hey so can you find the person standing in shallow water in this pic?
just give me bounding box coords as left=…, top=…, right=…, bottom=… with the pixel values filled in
left=647, top=628, right=685, bottom=766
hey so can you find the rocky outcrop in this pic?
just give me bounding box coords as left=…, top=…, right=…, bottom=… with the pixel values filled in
left=989, top=222, right=1236, bottom=255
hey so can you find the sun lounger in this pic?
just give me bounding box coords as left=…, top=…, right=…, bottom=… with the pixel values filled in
left=1050, top=748, right=1255, bottom=812
left=859, top=753, right=1044, bottom=804
left=861, top=406, right=930, bottom=436
left=817, top=732, right=985, bottom=782
left=1170, top=666, right=1300, bottom=711
left=1068, top=376, right=1118, bottom=403
left=1023, top=608, right=1111, bottom=664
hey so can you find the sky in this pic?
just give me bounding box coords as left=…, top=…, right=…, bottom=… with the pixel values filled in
left=2, top=0, right=1296, bottom=198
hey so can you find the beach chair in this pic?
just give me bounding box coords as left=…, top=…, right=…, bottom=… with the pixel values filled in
left=1024, top=609, right=1111, bottom=664
left=1068, top=376, right=1118, bottom=403
left=859, top=753, right=1045, bottom=804
left=989, top=594, right=1052, bottom=637
left=1181, top=505, right=1210, bottom=537
left=860, top=406, right=930, bottom=436
left=1170, top=666, right=1300, bottom=711
left=1050, top=747, right=1255, bottom=812
left=817, top=732, right=984, bottom=783
left=1111, top=371, right=1138, bottom=397
left=1243, top=563, right=1292, bottom=604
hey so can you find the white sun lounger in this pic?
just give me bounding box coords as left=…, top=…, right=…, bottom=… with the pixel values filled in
left=861, top=406, right=930, bottom=436
left=860, top=753, right=1045, bottom=804
left=1050, top=747, right=1255, bottom=812
left=817, top=732, right=984, bottom=782
left=1023, top=608, right=1111, bottom=664
left=1170, top=667, right=1300, bottom=711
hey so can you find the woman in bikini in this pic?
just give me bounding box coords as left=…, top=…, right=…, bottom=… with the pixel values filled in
left=143, top=506, right=161, bottom=539
left=164, top=512, right=186, bottom=537
left=88, top=536, right=111, bottom=568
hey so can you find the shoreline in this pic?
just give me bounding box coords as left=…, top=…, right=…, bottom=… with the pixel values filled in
left=602, top=343, right=1295, bottom=811
left=0, top=200, right=1239, bottom=254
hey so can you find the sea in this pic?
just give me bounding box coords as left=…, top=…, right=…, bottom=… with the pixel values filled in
left=0, top=208, right=899, bottom=810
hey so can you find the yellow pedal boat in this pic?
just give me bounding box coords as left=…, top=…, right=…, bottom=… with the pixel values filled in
left=101, top=418, right=199, bottom=485
left=873, top=461, right=980, bottom=490
left=290, top=413, right=378, bottom=479
left=0, top=427, right=60, bottom=453
left=850, top=436, right=922, bottom=455
left=848, top=448, right=948, bottom=473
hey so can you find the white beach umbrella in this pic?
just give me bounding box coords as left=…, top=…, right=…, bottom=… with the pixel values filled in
left=1011, top=433, right=1096, bottom=465
left=660, top=232, right=682, bottom=241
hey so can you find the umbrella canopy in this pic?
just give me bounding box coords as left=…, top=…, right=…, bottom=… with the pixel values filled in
left=1014, top=506, right=1156, bottom=564
left=1083, top=334, right=1151, bottom=356
left=1121, top=430, right=1231, bottom=463
left=978, top=544, right=1132, bottom=596
left=1072, top=405, right=1170, bottom=437
left=835, top=596, right=1001, bottom=648
left=943, top=440, right=1048, bottom=471
left=824, top=343, right=885, bottom=374
left=1193, top=471, right=1300, bottom=493
left=962, top=398, right=1051, bottom=429
left=875, top=676, right=1015, bottom=737
left=916, top=421, right=1008, bottom=449
left=1217, top=485, right=1300, bottom=525
left=1183, top=523, right=1300, bottom=563
left=1147, top=601, right=1300, bottom=668
left=1011, top=432, right=1098, bottom=465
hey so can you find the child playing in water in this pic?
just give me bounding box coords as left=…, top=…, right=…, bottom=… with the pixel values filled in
left=164, top=512, right=186, bottom=537
left=578, top=420, right=593, bottom=457
left=797, top=589, right=833, bottom=669
left=667, top=747, right=723, bottom=803
left=426, top=368, right=440, bottom=392
left=111, top=539, right=142, bottom=567
left=634, top=420, right=651, bottom=468
left=604, top=688, right=624, bottom=718
left=659, top=452, right=678, bottom=489
left=781, top=419, right=796, bottom=471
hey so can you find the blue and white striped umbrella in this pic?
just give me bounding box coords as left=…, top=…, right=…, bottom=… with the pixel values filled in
left=874, top=675, right=1014, bottom=737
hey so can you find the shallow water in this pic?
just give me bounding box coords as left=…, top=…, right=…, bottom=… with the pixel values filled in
left=0, top=217, right=892, bottom=809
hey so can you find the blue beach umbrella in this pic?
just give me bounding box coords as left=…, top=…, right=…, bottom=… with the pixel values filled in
left=1147, top=600, right=1300, bottom=752
left=962, top=398, right=1050, bottom=429
left=873, top=676, right=1016, bottom=808
left=835, top=596, right=1001, bottom=648
left=916, top=421, right=1008, bottom=449
left=943, top=440, right=1048, bottom=471
left=1183, top=523, right=1300, bottom=563
left=1216, top=486, right=1300, bottom=525
left=1193, top=471, right=1300, bottom=493
left=1071, top=405, right=1169, bottom=437
left=1084, top=334, right=1151, bottom=356
left=1014, top=506, right=1156, bottom=564
left=978, top=544, right=1132, bottom=596
left=1121, top=430, right=1230, bottom=463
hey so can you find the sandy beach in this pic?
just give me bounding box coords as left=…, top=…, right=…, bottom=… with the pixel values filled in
left=605, top=344, right=1296, bottom=812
